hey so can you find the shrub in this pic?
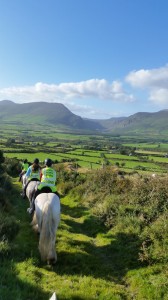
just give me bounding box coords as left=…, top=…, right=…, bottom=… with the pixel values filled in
left=0, top=150, right=5, bottom=164
left=0, top=213, right=20, bottom=241
left=0, top=188, right=9, bottom=208
left=0, top=173, right=13, bottom=191
left=140, top=211, right=168, bottom=264
left=76, top=166, right=168, bottom=266
left=4, top=157, right=20, bottom=176
left=0, top=240, right=11, bottom=258
left=58, top=181, right=74, bottom=196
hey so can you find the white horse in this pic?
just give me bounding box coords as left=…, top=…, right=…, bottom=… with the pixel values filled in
left=21, top=174, right=40, bottom=207
left=21, top=176, right=60, bottom=264
left=32, top=193, right=60, bottom=264
left=49, top=292, right=57, bottom=300
left=21, top=173, right=27, bottom=188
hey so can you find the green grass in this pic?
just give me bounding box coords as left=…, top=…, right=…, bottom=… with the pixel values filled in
left=4, top=148, right=168, bottom=174
left=1, top=179, right=127, bottom=300
left=1, top=174, right=168, bottom=299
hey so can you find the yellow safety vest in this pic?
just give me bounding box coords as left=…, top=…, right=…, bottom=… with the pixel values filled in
left=38, top=167, right=57, bottom=192
left=41, top=167, right=56, bottom=185
left=22, top=163, right=29, bottom=171
left=29, top=166, right=41, bottom=180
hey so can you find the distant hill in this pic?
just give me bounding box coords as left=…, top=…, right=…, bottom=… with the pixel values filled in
left=0, top=100, right=104, bottom=131
left=98, top=110, right=168, bottom=135
left=1, top=100, right=168, bottom=135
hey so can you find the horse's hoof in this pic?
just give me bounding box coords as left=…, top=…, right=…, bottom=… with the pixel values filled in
left=20, top=193, right=26, bottom=199
left=27, top=208, right=33, bottom=214
left=47, top=258, right=56, bottom=265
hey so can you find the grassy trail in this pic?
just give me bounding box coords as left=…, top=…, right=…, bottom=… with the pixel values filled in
left=1, top=178, right=168, bottom=300
left=0, top=178, right=131, bottom=300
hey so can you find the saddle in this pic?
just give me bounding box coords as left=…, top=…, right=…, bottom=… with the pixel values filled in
left=40, top=186, right=52, bottom=193
left=33, top=187, right=60, bottom=202
left=37, top=187, right=60, bottom=198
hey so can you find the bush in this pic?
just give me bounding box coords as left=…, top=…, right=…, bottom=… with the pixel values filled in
left=0, top=188, right=9, bottom=208
left=58, top=181, right=74, bottom=196
left=4, top=158, right=20, bottom=176
left=76, top=166, right=168, bottom=266
left=0, top=240, right=11, bottom=258
left=140, top=211, right=168, bottom=264
left=0, top=213, right=20, bottom=241
left=0, top=150, right=5, bottom=164
left=0, top=173, right=13, bottom=191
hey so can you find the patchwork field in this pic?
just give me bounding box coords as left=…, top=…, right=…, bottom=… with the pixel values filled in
left=1, top=122, right=168, bottom=175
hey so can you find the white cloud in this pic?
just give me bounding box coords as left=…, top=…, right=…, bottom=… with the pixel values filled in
left=125, top=64, right=168, bottom=106
left=126, top=65, right=168, bottom=89
left=0, top=79, right=134, bottom=104
left=149, top=89, right=168, bottom=105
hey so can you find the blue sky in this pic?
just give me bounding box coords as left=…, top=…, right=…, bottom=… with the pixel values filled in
left=0, top=0, right=168, bottom=119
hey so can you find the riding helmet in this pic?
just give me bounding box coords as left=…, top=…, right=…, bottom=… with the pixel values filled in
left=34, top=158, right=39, bottom=164
left=45, top=158, right=52, bottom=167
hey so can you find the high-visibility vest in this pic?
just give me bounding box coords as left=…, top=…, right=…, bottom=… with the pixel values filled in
left=29, top=166, right=41, bottom=180
left=41, top=167, right=56, bottom=186
left=38, top=167, right=57, bottom=192
left=22, top=163, right=29, bottom=171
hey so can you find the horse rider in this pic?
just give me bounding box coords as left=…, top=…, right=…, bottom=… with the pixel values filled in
left=21, top=158, right=41, bottom=199
left=27, top=158, right=59, bottom=214
left=19, top=159, right=29, bottom=182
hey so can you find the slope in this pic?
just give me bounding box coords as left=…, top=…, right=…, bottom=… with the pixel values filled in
left=0, top=100, right=104, bottom=131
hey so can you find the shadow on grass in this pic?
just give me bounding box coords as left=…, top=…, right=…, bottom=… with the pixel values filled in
left=2, top=185, right=95, bottom=300
left=54, top=201, right=143, bottom=284
left=55, top=230, right=142, bottom=284
left=61, top=203, right=107, bottom=238
left=0, top=185, right=51, bottom=300
left=2, top=183, right=141, bottom=299
left=61, top=202, right=89, bottom=218
left=0, top=260, right=52, bottom=300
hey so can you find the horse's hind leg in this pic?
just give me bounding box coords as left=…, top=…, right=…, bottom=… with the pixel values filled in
left=31, top=212, right=39, bottom=233
left=31, top=212, right=36, bottom=225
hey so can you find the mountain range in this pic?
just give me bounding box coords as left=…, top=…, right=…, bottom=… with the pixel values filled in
left=0, top=100, right=168, bottom=135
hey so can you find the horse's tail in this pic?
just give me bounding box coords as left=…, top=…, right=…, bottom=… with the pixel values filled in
left=39, top=198, right=56, bottom=262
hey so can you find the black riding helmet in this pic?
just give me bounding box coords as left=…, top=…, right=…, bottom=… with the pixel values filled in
left=45, top=158, right=52, bottom=167
left=34, top=158, right=39, bottom=164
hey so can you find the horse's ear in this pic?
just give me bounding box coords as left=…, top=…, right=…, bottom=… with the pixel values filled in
left=49, top=292, right=57, bottom=300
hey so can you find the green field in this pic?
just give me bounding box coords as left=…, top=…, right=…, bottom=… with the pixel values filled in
left=1, top=122, right=168, bottom=174
left=1, top=123, right=168, bottom=299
